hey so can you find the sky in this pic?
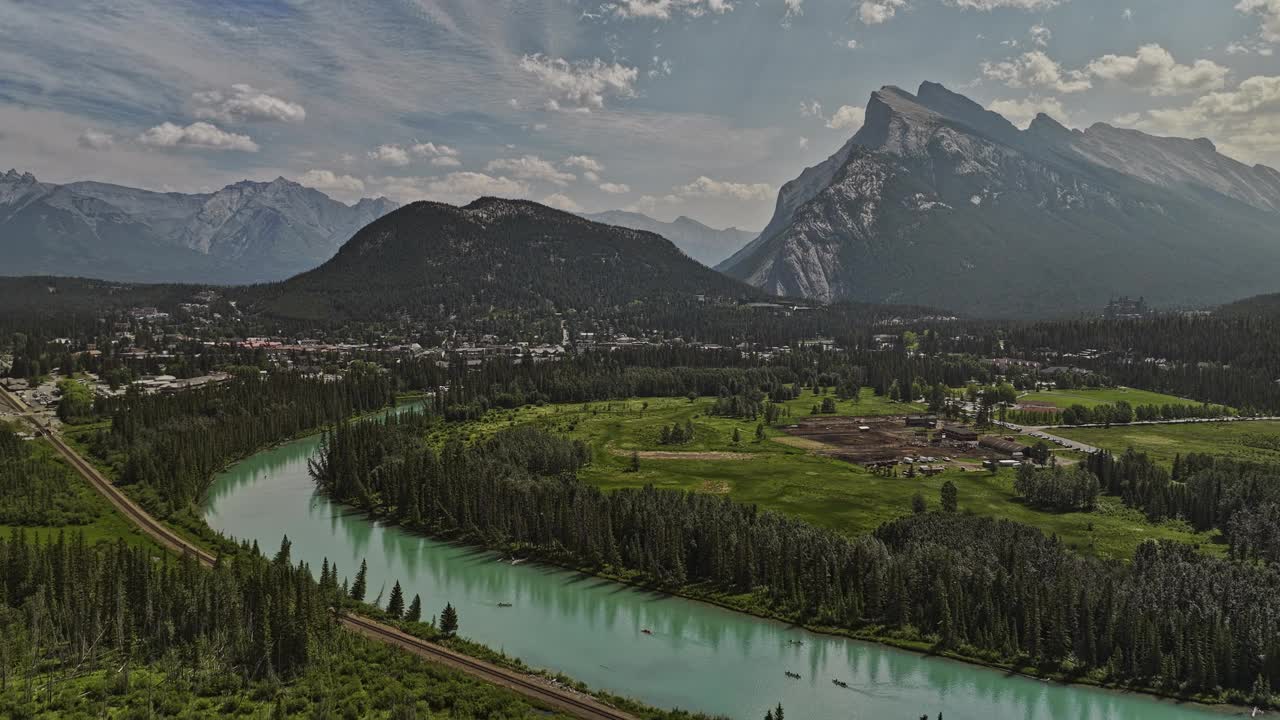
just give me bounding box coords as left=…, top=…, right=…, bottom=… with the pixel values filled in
left=2, top=0, right=1278, bottom=230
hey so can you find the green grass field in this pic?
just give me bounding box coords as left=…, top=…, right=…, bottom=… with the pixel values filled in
left=1019, top=387, right=1202, bottom=409
left=455, top=395, right=1220, bottom=560
left=1056, top=419, right=1280, bottom=466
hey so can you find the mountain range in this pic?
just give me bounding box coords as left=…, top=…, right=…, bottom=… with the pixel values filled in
left=242, top=197, right=756, bottom=323
left=0, top=170, right=396, bottom=284
left=719, top=81, right=1280, bottom=316
left=578, top=210, right=756, bottom=267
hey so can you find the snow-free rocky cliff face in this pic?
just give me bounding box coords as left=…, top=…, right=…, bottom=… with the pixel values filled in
left=0, top=170, right=396, bottom=284
left=718, top=82, right=1280, bottom=317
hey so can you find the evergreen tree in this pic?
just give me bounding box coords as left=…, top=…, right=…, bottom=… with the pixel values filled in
left=941, top=481, right=958, bottom=513
left=387, top=581, right=405, bottom=618
left=406, top=594, right=422, bottom=623
left=351, top=559, right=368, bottom=602
left=440, top=603, right=459, bottom=637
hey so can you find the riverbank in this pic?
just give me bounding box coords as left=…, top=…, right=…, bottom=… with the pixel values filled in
left=336, top=490, right=1254, bottom=717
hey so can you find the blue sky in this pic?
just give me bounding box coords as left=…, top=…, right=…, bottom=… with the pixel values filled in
left=2, top=0, right=1278, bottom=229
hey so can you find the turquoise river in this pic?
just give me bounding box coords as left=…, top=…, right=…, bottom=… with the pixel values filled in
left=204, top=408, right=1243, bottom=720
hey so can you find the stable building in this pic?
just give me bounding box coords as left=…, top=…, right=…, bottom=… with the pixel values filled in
left=905, top=414, right=938, bottom=429
left=940, top=425, right=979, bottom=443
left=979, top=436, right=1032, bottom=458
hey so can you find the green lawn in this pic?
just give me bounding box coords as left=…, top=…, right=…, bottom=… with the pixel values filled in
left=454, top=396, right=1220, bottom=560
left=1056, top=419, right=1280, bottom=466
left=1020, top=387, right=1203, bottom=409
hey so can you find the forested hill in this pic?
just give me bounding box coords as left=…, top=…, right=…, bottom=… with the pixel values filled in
left=239, top=197, right=763, bottom=323
left=1216, top=292, right=1280, bottom=318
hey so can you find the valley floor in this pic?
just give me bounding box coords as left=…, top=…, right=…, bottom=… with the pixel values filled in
left=447, top=394, right=1220, bottom=561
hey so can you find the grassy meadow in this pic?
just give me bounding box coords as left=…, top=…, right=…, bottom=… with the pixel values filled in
left=451, top=394, right=1220, bottom=560
left=1019, top=387, right=1202, bottom=409
left=1056, top=419, right=1280, bottom=466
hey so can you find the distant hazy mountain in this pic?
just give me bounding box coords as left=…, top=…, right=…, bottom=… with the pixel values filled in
left=578, top=210, right=756, bottom=267
left=242, top=197, right=757, bottom=322
left=0, top=170, right=396, bottom=284
left=718, top=82, right=1280, bottom=317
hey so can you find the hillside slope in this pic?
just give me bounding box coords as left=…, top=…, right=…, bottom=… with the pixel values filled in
left=242, top=197, right=759, bottom=322
left=579, top=210, right=756, bottom=266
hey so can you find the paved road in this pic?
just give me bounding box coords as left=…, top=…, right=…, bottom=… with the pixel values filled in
left=0, top=384, right=635, bottom=720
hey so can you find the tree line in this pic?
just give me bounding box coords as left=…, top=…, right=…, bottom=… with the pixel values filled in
left=309, top=415, right=1280, bottom=705
left=81, top=370, right=393, bottom=516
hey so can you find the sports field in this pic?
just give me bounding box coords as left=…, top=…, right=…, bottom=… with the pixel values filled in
left=1019, top=387, right=1203, bottom=409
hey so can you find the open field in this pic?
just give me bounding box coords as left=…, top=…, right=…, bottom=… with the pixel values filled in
left=454, top=396, right=1221, bottom=560
left=1055, top=419, right=1280, bottom=466
left=1019, top=387, right=1203, bottom=410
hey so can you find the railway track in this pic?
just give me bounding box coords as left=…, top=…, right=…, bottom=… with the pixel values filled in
left=0, top=383, right=635, bottom=720
left=340, top=614, right=636, bottom=720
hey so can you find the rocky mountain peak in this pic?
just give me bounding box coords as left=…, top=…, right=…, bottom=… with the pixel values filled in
left=722, top=79, right=1280, bottom=316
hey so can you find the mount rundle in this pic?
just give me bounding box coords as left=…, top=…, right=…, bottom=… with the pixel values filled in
left=718, top=81, right=1280, bottom=316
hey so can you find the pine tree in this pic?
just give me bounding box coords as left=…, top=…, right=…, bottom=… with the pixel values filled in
left=387, top=581, right=405, bottom=618
left=406, top=594, right=422, bottom=622
left=440, top=603, right=459, bottom=637
left=941, top=481, right=958, bottom=513
left=350, top=559, right=368, bottom=602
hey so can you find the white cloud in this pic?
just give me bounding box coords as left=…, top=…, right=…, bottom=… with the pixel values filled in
left=541, top=192, right=583, bottom=211
left=1237, top=0, right=1280, bottom=43
left=296, top=169, right=365, bottom=193
left=368, top=144, right=412, bottom=166
left=799, top=100, right=823, bottom=118
left=599, top=182, right=631, bottom=193
left=1086, top=44, right=1229, bottom=96
left=1121, top=8, right=1133, bottom=20
left=611, top=0, right=733, bottom=20
left=192, top=84, right=306, bottom=124
left=77, top=129, right=114, bottom=150
left=798, top=136, right=809, bottom=149
left=411, top=141, right=459, bottom=159
left=1112, top=112, right=1142, bottom=126
left=945, top=0, right=1061, bottom=9
left=137, top=121, right=259, bottom=152
left=1227, top=39, right=1276, bottom=56
left=519, top=54, right=639, bottom=110
left=826, top=105, right=866, bottom=130
left=846, top=39, right=860, bottom=49
left=563, top=155, right=605, bottom=173
left=859, top=0, right=906, bottom=25
left=1029, top=24, right=1051, bottom=47
left=1132, top=76, right=1280, bottom=164
left=784, top=0, right=804, bottom=18
left=373, top=172, right=529, bottom=205
left=672, top=175, right=773, bottom=201
left=982, top=51, right=1092, bottom=93
left=988, top=96, right=1069, bottom=128
left=486, top=154, right=576, bottom=185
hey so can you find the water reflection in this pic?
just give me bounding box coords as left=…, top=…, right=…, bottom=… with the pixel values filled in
left=205, top=410, right=1238, bottom=720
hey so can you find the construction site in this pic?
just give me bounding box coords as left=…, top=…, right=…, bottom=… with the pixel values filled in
left=781, top=415, right=1027, bottom=474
